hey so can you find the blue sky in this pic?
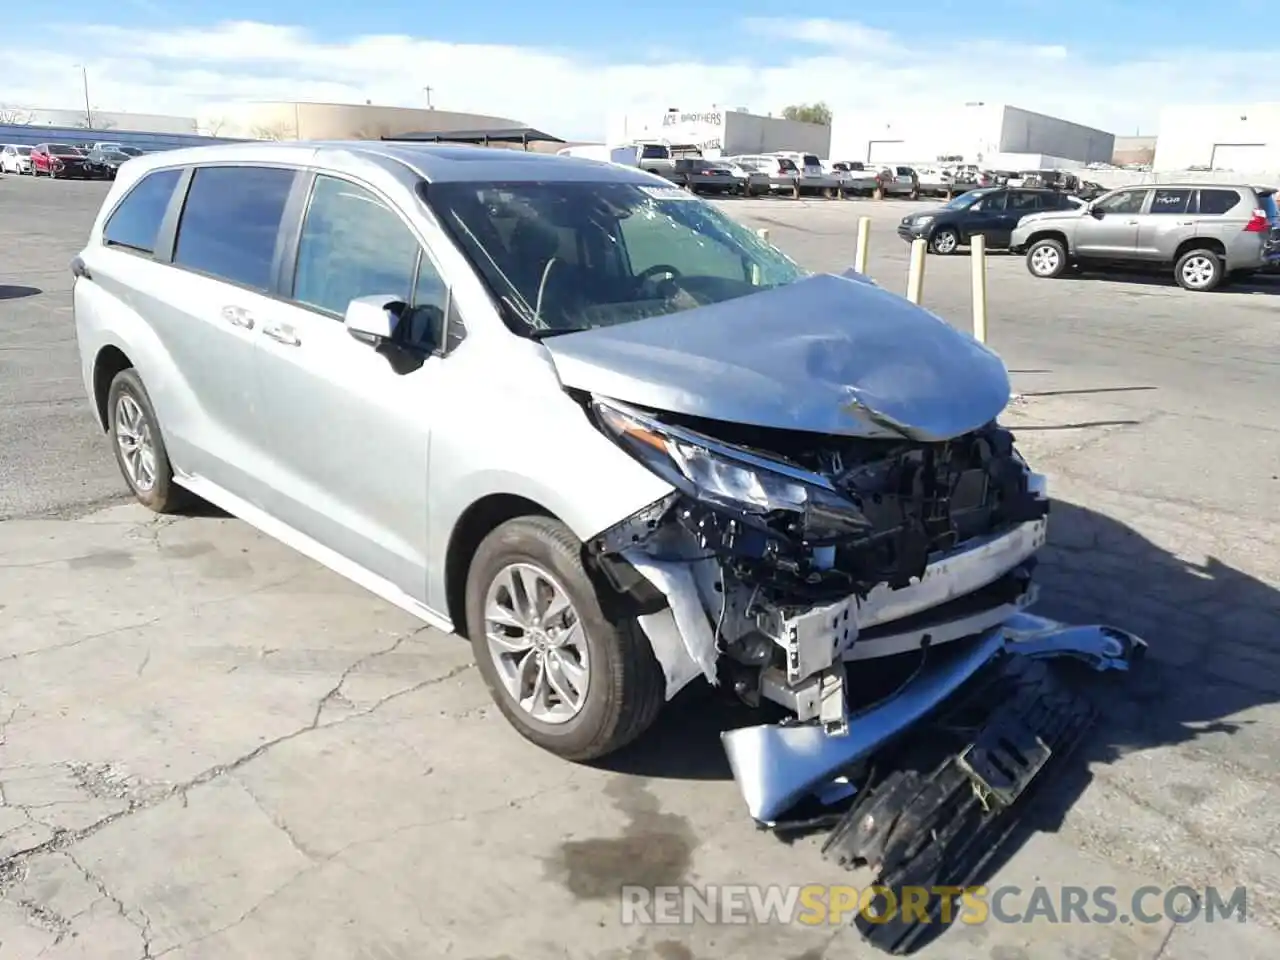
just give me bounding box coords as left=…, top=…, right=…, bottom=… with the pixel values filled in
left=1, top=3, right=1274, bottom=138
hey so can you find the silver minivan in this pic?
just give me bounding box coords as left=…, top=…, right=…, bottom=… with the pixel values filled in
left=74, top=141, right=1048, bottom=765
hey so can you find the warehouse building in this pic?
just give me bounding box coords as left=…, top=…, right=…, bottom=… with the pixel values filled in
left=828, top=103, right=1114, bottom=168
left=1151, top=103, right=1280, bottom=173
left=0, top=105, right=198, bottom=134
left=606, top=107, right=831, bottom=159
left=195, top=101, right=525, bottom=142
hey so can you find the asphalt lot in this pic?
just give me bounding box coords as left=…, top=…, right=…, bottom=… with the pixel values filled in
left=2, top=173, right=1279, bottom=960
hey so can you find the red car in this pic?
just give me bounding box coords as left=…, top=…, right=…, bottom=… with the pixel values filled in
left=30, top=143, right=90, bottom=179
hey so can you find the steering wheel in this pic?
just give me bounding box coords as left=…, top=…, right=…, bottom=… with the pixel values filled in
left=635, top=263, right=684, bottom=290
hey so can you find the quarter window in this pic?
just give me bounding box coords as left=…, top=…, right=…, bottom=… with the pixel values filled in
left=1007, top=191, right=1041, bottom=211
left=173, top=165, right=296, bottom=291
left=1149, top=188, right=1191, bottom=214
left=102, top=168, right=182, bottom=255
left=1194, top=189, right=1241, bottom=216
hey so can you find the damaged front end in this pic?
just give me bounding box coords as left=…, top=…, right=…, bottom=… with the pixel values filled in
left=586, top=395, right=1051, bottom=725
left=583, top=395, right=1147, bottom=953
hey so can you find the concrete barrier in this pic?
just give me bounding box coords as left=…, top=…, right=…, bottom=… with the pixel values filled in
left=971, top=235, right=988, bottom=343
left=905, top=238, right=926, bottom=304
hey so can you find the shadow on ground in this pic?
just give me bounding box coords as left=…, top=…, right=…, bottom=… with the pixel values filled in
left=0, top=284, right=42, bottom=301
left=599, top=496, right=1279, bottom=951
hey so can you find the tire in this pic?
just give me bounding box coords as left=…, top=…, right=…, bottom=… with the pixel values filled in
left=1026, top=238, right=1068, bottom=279
left=929, top=228, right=960, bottom=255
left=465, top=515, right=666, bottom=761
left=106, top=368, right=190, bottom=514
left=1174, top=248, right=1223, bottom=291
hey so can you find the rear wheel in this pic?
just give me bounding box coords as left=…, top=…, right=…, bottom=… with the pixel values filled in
left=465, top=516, right=666, bottom=761
left=106, top=369, right=190, bottom=514
left=1175, top=248, right=1223, bottom=291
left=1026, top=238, right=1068, bottom=279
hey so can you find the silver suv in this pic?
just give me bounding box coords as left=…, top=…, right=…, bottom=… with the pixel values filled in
left=73, top=141, right=1048, bottom=765
left=1011, top=183, right=1280, bottom=291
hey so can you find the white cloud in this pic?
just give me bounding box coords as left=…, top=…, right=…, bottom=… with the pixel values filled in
left=0, top=18, right=1275, bottom=140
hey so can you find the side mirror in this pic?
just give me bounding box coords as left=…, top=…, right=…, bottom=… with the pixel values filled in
left=344, top=295, right=404, bottom=346
left=1089, top=205, right=1105, bottom=219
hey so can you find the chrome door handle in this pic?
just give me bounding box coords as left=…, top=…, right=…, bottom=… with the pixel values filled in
left=221, top=305, right=255, bottom=329
left=262, top=324, right=301, bottom=346
left=1124, top=220, right=1139, bottom=225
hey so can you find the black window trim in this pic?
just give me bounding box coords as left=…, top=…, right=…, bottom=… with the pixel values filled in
left=158, top=161, right=304, bottom=299
left=278, top=169, right=464, bottom=355
left=98, top=164, right=189, bottom=261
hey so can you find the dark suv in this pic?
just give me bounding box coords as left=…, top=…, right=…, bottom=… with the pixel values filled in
left=897, top=187, right=1080, bottom=254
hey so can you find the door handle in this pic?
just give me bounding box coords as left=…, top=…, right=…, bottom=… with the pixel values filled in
left=262, top=324, right=301, bottom=346
left=1177, top=220, right=1194, bottom=225
left=1124, top=220, right=1139, bottom=225
left=221, top=305, right=254, bottom=329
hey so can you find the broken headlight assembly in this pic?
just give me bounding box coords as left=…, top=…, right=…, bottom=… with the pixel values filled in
left=591, top=398, right=871, bottom=539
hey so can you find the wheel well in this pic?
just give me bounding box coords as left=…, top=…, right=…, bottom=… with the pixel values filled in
left=444, top=494, right=554, bottom=636
left=92, top=346, right=133, bottom=431
left=1026, top=230, right=1069, bottom=250
left=1174, top=237, right=1225, bottom=261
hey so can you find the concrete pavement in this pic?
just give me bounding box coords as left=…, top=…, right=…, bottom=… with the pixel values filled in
left=2, top=176, right=1279, bottom=959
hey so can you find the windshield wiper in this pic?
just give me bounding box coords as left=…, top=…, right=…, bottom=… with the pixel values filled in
left=528, top=327, right=581, bottom=341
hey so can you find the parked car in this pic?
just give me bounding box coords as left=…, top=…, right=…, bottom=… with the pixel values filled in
left=726, top=154, right=801, bottom=193
left=1012, top=183, right=1280, bottom=290
left=827, top=161, right=878, bottom=195
left=82, top=147, right=134, bottom=180
left=719, top=160, right=770, bottom=195
left=1, top=143, right=33, bottom=174
left=30, top=143, right=91, bottom=178
left=897, top=187, right=1079, bottom=254
left=875, top=165, right=921, bottom=198
left=628, top=142, right=702, bottom=179
left=73, top=141, right=1049, bottom=764
left=671, top=157, right=739, bottom=194
left=772, top=151, right=841, bottom=194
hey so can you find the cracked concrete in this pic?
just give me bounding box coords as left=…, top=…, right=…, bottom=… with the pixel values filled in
left=3, top=183, right=1280, bottom=959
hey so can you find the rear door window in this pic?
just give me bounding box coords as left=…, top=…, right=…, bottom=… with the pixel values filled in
left=102, top=168, right=182, bottom=255
left=1194, top=189, right=1242, bottom=216
left=1149, top=188, right=1192, bottom=214
left=777, top=158, right=798, bottom=173
left=173, top=165, right=296, bottom=291
left=1007, top=191, right=1042, bottom=211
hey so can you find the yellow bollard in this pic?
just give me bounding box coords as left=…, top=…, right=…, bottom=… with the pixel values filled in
left=906, top=238, right=927, bottom=304
left=854, top=217, right=871, bottom=274
left=971, top=234, right=988, bottom=342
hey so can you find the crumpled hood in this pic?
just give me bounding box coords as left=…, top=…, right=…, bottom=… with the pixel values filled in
left=541, top=272, right=1011, bottom=442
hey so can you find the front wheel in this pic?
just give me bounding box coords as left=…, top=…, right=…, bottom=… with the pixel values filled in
left=465, top=516, right=666, bottom=761
left=929, top=228, right=960, bottom=255
left=1026, top=238, right=1069, bottom=279
left=1175, top=249, right=1223, bottom=291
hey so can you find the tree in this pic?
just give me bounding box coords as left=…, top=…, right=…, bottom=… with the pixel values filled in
left=0, top=106, right=35, bottom=125
left=201, top=116, right=229, bottom=137
left=782, top=103, right=833, bottom=126
left=250, top=120, right=296, bottom=141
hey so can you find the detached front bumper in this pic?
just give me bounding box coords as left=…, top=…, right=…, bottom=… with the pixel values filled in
left=722, top=611, right=1147, bottom=824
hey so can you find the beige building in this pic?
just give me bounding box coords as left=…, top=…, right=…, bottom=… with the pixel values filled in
left=196, top=101, right=528, bottom=142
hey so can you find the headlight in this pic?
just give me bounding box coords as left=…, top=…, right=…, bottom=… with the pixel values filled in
left=915, top=215, right=934, bottom=226
left=591, top=398, right=870, bottom=536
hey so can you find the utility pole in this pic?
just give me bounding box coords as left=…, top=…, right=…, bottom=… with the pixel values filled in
left=423, top=86, right=434, bottom=110
left=75, top=65, right=92, bottom=128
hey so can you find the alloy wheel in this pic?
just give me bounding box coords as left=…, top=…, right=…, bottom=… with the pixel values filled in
left=114, top=394, right=158, bottom=492
left=483, top=562, right=590, bottom=724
